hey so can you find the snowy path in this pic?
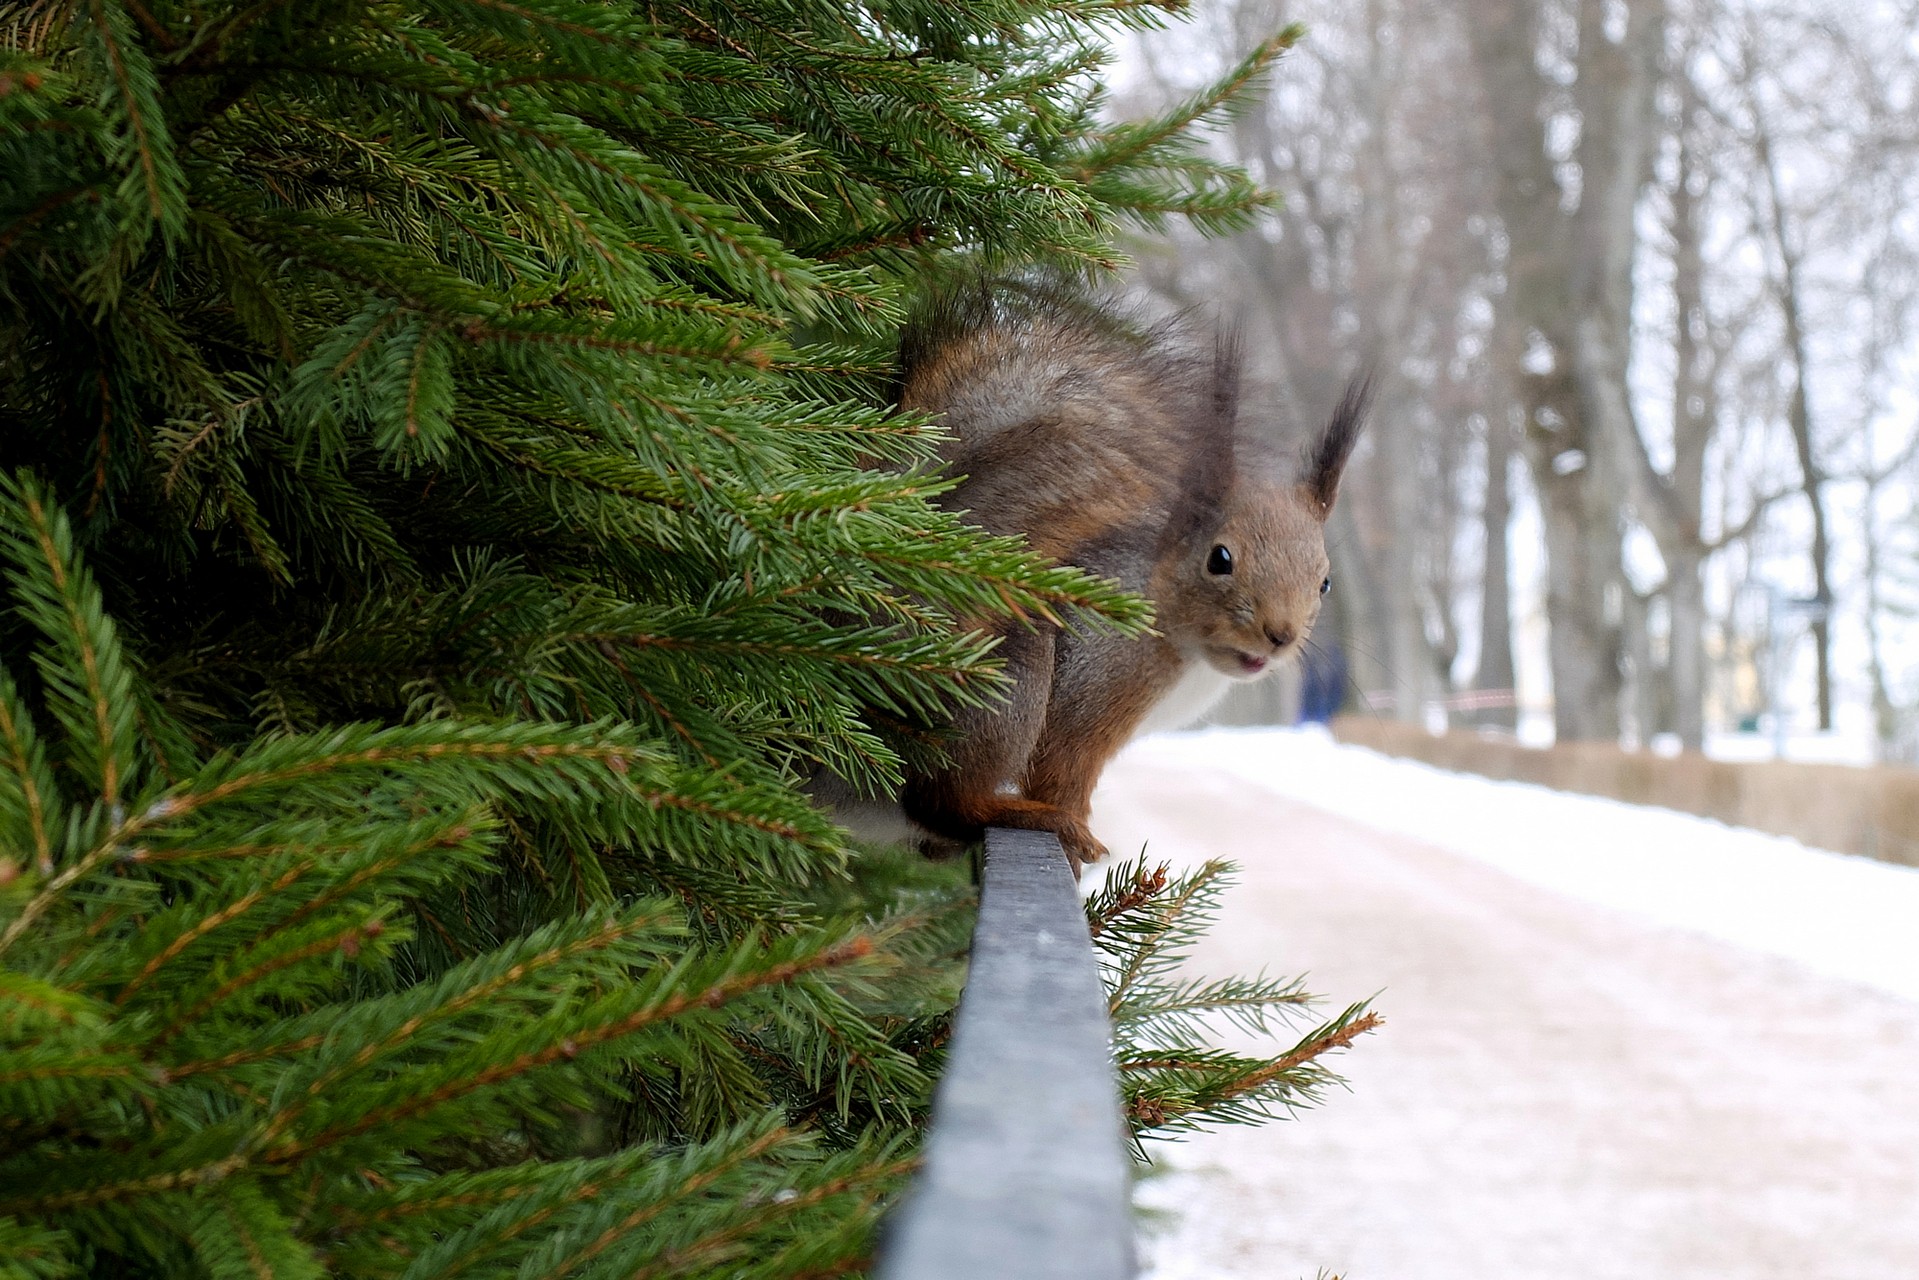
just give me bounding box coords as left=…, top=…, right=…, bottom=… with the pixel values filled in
left=1093, top=731, right=1919, bottom=1280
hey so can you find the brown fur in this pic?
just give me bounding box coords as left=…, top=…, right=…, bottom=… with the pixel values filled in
left=898, top=293, right=1368, bottom=871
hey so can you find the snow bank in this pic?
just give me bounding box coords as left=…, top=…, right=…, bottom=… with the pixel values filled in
left=1126, top=727, right=1919, bottom=1004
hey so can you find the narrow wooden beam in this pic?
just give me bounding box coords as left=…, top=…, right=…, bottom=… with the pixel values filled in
left=878, top=827, right=1134, bottom=1279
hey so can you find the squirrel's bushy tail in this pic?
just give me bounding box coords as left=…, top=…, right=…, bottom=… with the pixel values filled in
left=898, top=278, right=1242, bottom=568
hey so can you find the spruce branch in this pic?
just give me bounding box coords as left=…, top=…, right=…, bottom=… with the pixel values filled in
left=0, top=472, right=141, bottom=814
left=254, top=907, right=683, bottom=1122
left=614, top=1152, right=912, bottom=1280
left=0, top=972, right=104, bottom=1039
left=1068, top=23, right=1302, bottom=178
left=185, top=1178, right=325, bottom=1280
left=0, top=670, right=60, bottom=878
left=442, top=1124, right=792, bottom=1280
left=110, top=860, right=308, bottom=1006
left=1091, top=857, right=1378, bottom=1155
left=0, top=1215, right=73, bottom=1280
left=265, top=933, right=878, bottom=1160
left=81, top=0, right=186, bottom=241
left=144, top=917, right=381, bottom=1046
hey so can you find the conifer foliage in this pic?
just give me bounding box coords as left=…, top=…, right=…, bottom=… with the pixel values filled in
left=1, top=0, right=1304, bottom=1272
left=1088, top=856, right=1379, bottom=1157
left=0, top=472, right=932, bottom=1276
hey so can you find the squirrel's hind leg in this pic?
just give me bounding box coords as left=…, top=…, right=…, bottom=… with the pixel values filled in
left=1018, top=739, right=1116, bottom=873
left=901, top=625, right=1099, bottom=871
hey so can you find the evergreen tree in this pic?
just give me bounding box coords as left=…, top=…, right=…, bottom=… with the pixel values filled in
left=0, top=0, right=1343, bottom=1272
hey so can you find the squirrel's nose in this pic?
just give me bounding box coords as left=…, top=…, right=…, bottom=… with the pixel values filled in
left=1265, top=624, right=1296, bottom=650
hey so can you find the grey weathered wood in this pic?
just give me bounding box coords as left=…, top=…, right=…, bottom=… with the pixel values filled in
left=877, top=828, right=1134, bottom=1280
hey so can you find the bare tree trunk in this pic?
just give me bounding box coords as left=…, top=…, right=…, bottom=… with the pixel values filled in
left=1535, top=447, right=1624, bottom=740
left=1856, top=423, right=1919, bottom=759
left=1328, top=494, right=1391, bottom=717
left=1529, top=357, right=1627, bottom=739
left=1862, top=486, right=1899, bottom=759
left=1665, top=550, right=1706, bottom=747
left=1474, top=407, right=1517, bottom=728
left=1662, top=97, right=1716, bottom=752
left=1566, top=0, right=1663, bottom=743
left=1463, top=0, right=1664, bottom=742
left=1383, top=399, right=1430, bottom=724
left=1622, top=587, right=1657, bottom=744
left=1355, top=0, right=1435, bottom=725
left=1752, top=85, right=1835, bottom=730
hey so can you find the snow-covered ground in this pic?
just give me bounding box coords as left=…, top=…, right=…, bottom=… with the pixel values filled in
left=1137, top=726, right=1919, bottom=1003
left=1094, top=728, right=1919, bottom=1280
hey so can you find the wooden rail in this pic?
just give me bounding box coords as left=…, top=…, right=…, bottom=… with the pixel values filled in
left=877, top=827, right=1134, bottom=1279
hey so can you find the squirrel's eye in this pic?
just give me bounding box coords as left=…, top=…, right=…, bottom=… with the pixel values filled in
left=1207, top=545, right=1233, bottom=576
left=1320, top=575, right=1332, bottom=597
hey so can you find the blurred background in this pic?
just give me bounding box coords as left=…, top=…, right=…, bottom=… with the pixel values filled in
left=1093, top=9, right=1919, bottom=1274
left=1108, top=0, right=1919, bottom=765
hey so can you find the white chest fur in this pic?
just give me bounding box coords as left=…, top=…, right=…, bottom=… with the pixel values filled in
left=1136, top=658, right=1235, bottom=737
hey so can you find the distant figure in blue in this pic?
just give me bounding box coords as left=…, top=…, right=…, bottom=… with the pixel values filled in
left=1298, top=642, right=1347, bottom=724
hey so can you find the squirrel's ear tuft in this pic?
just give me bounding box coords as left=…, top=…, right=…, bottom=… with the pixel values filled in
left=1155, top=322, right=1242, bottom=560
left=1301, top=371, right=1372, bottom=516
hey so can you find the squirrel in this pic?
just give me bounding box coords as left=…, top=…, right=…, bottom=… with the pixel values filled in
left=894, top=288, right=1369, bottom=872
